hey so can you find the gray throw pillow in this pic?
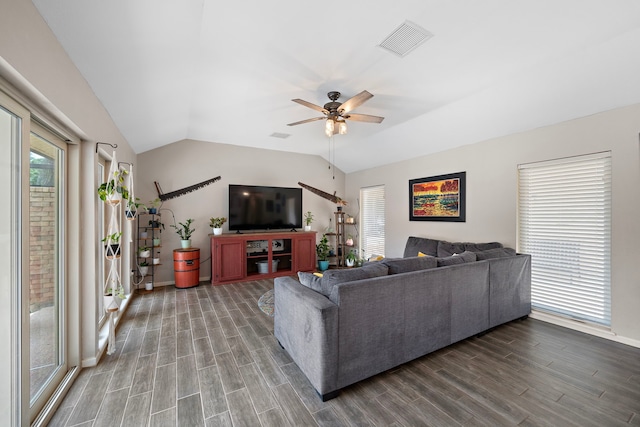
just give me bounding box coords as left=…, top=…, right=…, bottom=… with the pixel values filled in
left=297, top=271, right=323, bottom=293
left=475, top=247, right=516, bottom=260
left=320, top=262, right=389, bottom=297
left=383, top=256, right=437, bottom=274
left=403, top=236, right=440, bottom=258
left=436, top=250, right=477, bottom=267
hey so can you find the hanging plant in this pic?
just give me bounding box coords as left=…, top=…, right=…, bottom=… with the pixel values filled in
left=102, top=231, right=122, bottom=259
left=97, top=169, right=129, bottom=205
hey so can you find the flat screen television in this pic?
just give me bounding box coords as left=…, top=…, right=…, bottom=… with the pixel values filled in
left=228, top=184, right=303, bottom=231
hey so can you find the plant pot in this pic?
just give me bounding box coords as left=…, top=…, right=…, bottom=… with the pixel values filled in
left=181, top=239, right=191, bottom=249
left=153, top=238, right=161, bottom=247
left=139, top=266, right=149, bottom=276
left=346, top=258, right=355, bottom=267
left=105, top=244, right=121, bottom=259
left=148, top=208, right=157, bottom=214
left=213, top=228, right=222, bottom=236
left=125, top=209, right=136, bottom=220
left=346, top=238, right=354, bottom=246
left=153, top=257, right=161, bottom=265
left=304, top=225, right=311, bottom=232
left=318, top=260, right=330, bottom=271
left=145, top=282, right=153, bottom=291
left=140, top=231, right=148, bottom=239
left=104, top=294, right=118, bottom=312
left=139, top=250, right=151, bottom=258
left=336, top=206, right=342, bottom=212
left=106, top=193, right=121, bottom=205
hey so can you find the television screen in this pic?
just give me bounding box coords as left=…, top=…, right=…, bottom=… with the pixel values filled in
left=228, top=185, right=302, bottom=231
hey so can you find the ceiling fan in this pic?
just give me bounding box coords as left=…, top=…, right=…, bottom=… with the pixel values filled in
left=287, top=90, right=384, bottom=137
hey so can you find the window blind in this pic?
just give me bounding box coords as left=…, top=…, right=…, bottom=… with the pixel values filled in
left=360, top=185, right=385, bottom=260
left=518, top=152, right=611, bottom=326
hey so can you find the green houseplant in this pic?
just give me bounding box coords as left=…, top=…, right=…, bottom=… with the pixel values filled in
left=345, top=250, right=357, bottom=267
left=102, top=232, right=122, bottom=259
left=303, top=211, right=314, bottom=231
left=97, top=169, right=128, bottom=205
left=125, top=197, right=145, bottom=220
left=171, top=218, right=195, bottom=248
left=147, top=198, right=161, bottom=214
left=316, top=234, right=331, bottom=271
left=210, top=217, right=226, bottom=235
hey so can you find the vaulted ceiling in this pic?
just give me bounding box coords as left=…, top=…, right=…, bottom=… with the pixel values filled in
left=32, top=0, right=640, bottom=172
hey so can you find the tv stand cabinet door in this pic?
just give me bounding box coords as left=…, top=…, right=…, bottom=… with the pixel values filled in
left=212, top=237, right=245, bottom=284
left=295, top=233, right=317, bottom=272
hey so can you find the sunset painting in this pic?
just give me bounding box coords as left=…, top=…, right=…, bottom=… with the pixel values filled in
left=409, top=172, right=466, bottom=222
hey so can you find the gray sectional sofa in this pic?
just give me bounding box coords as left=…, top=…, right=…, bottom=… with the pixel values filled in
left=274, top=236, right=531, bottom=401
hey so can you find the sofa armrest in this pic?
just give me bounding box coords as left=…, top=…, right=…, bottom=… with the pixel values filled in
left=274, top=276, right=339, bottom=396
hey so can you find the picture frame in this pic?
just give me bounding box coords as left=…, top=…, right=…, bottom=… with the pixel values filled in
left=409, top=171, right=466, bottom=222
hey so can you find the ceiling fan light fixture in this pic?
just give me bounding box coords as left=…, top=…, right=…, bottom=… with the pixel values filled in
left=338, top=120, right=347, bottom=135
left=325, top=118, right=335, bottom=137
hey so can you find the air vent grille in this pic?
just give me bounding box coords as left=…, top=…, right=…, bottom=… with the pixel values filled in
left=270, top=132, right=291, bottom=139
left=378, top=20, right=433, bottom=57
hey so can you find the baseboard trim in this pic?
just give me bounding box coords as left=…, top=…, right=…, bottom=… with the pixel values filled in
left=530, top=310, right=640, bottom=348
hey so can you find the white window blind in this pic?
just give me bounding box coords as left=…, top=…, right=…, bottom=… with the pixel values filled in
left=518, top=152, right=611, bottom=326
left=360, top=185, right=385, bottom=260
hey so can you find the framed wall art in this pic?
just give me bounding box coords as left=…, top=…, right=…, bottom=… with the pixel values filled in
left=409, top=171, right=466, bottom=222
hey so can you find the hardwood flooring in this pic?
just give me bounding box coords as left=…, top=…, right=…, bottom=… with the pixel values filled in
left=49, top=279, right=640, bottom=426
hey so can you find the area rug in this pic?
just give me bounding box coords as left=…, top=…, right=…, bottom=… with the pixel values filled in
left=258, top=289, right=274, bottom=317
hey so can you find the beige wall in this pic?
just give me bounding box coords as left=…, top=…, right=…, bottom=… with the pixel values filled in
left=346, top=103, right=640, bottom=344
left=137, top=139, right=345, bottom=284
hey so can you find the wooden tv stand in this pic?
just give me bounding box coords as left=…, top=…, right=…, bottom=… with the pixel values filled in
left=211, top=231, right=317, bottom=285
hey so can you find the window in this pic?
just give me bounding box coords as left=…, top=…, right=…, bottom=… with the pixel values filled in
left=518, top=152, right=611, bottom=326
left=360, top=185, right=385, bottom=260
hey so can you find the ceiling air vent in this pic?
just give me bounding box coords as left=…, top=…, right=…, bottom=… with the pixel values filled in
left=378, top=20, right=433, bottom=57
left=270, top=132, right=291, bottom=139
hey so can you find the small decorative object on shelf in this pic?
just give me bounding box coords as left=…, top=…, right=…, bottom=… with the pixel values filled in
left=210, top=217, right=226, bottom=235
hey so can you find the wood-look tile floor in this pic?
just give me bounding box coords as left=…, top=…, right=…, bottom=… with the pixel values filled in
left=49, top=279, right=640, bottom=426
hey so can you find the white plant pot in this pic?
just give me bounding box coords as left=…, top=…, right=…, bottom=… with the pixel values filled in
left=139, top=266, right=149, bottom=276
left=346, top=259, right=355, bottom=267
left=104, top=295, right=119, bottom=311
left=304, top=225, right=311, bottom=232
left=181, top=239, right=191, bottom=248
left=153, top=258, right=161, bottom=265
left=145, top=282, right=153, bottom=291
left=106, top=193, right=121, bottom=205
left=213, top=228, right=222, bottom=235
left=139, top=250, right=151, bottom=258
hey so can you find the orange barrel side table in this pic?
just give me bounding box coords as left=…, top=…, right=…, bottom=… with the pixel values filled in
left=173, top=248, right=200, bottom=288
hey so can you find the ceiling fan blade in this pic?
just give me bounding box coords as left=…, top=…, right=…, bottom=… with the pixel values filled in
left=339, top=90, right=373, bottom=114
left=292, top=99, right=328, bottom=114
left=344, top=113, right=385, bottom=123
left=287, top=117, right=325, bottom=126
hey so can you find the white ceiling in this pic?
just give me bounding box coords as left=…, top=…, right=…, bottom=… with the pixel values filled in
left=32, top=0, right=640, bottom=173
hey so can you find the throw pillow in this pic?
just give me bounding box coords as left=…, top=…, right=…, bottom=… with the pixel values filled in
left=436, top=250, right=477, bottom=267
left=383, top=256, right=437, bottom=274
left=320, top=262, right=388, bottom=297
left=297, top=271, right=323, bottom=293
left=403, top=236, right=440, bottom=257
left=475, top=247, right=517, bottom=260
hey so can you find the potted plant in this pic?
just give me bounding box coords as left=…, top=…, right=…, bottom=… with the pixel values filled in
left=153, top=251, right=161, bottom=265
left=316, top=234, right=330, bottom=271
left=147, top=198, right=161, bottom=214
left=102, top=232, right=122, bottom=259
left=171, top=218, right=195, bottom=248
left=303, top=211, right=313, bottom=231
left=138, top=261, right=149, bottom=276
left=210, top=217, right=226, bottom=235
left=97, top=169, right=128, bottom=205
left=125, top=197, right=145, bottom=220
left=138, top=245, right=151, bottom=258
left=104, top=284, right=126, bottom=311
left=345, top=250, right=357, bottom=267
left=345, top=234, right=354, bottom=246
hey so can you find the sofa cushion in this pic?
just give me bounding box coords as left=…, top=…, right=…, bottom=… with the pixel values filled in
left=383, top=256, right=437, bottom=274
left=297, top=271, right=323, bottom=293
left=475, top=247, right=517, bottom=260
left=403, top=236, right=440, bottom=258
left=437, top=240, right=503, bottom=257
left=437, top=250, right=477, bottom=267
left=320, top=263, right=389, bottom=297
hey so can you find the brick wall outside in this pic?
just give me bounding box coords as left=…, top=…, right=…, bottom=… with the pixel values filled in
left=30, top=186, right=56, bottom=312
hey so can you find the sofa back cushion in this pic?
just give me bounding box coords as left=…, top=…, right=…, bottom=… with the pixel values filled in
left=436, top=250, right=477, bottom=266
left=383, top=256, right=437, bottom=274
left=403, top=236, right=440, bottom=257
left=437, top=240, right=503, bottom=257
left=475, top=247, right=516, bottom=260
left=297, top=271, right=323, bottom=293
left=320, top=263, right=388, bottom=297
